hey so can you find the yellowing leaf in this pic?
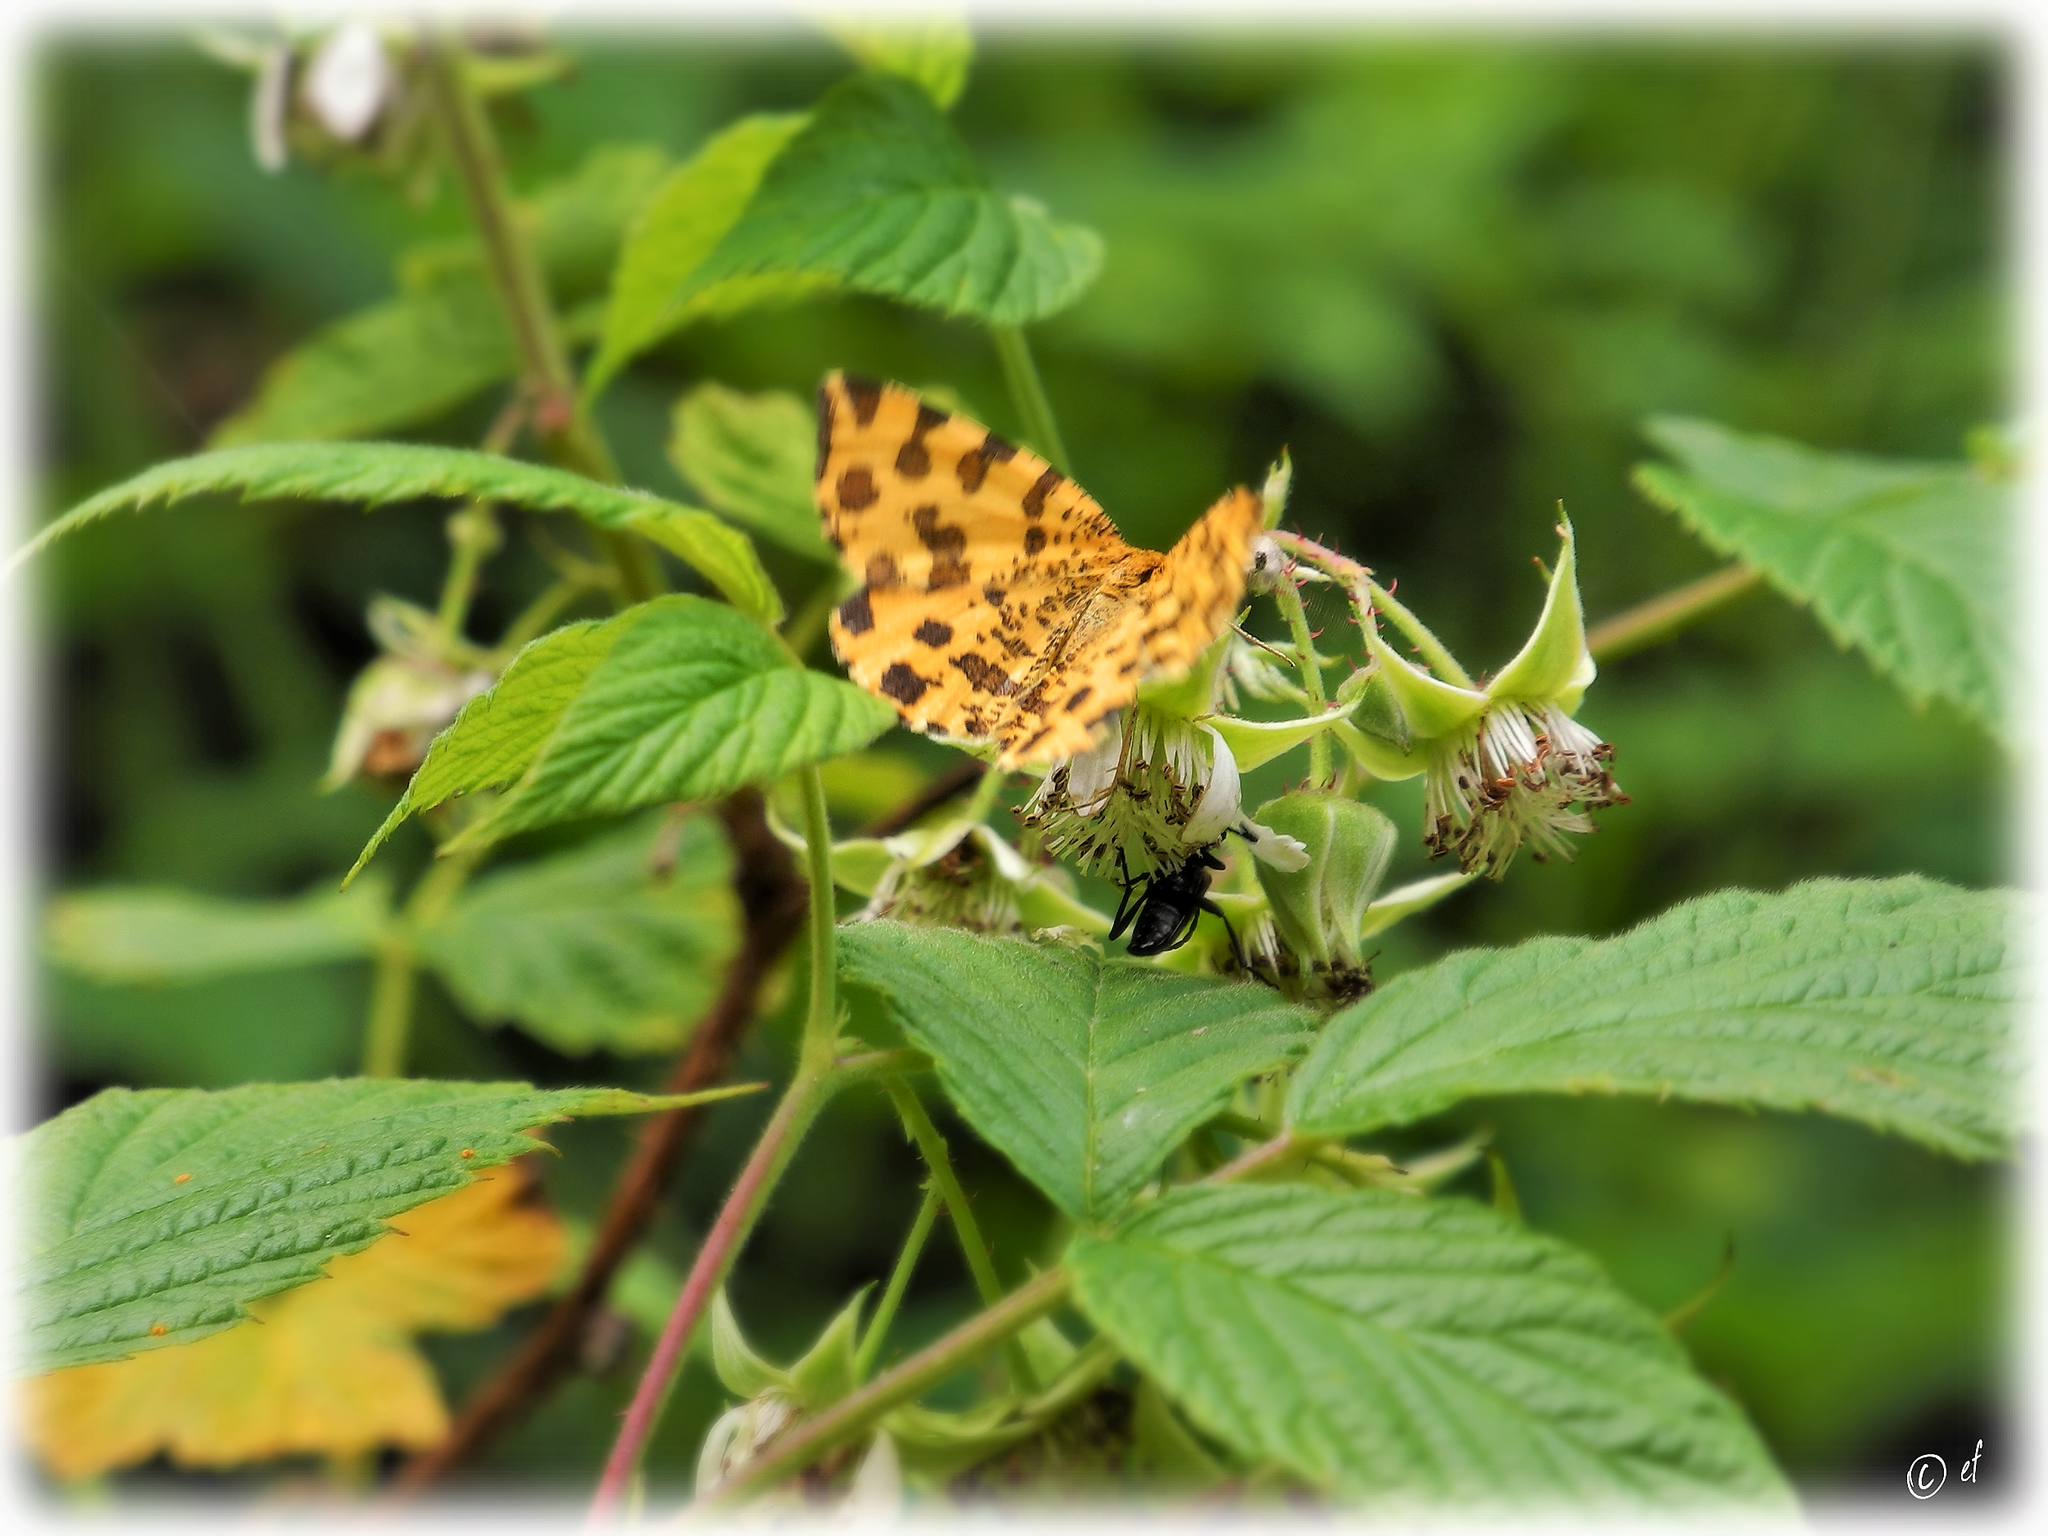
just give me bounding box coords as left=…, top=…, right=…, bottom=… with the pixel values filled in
left=23, top=1164, right=561, bottom=1479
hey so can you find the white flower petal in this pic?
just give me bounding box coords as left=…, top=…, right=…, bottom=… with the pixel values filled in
left=303, top=21, right=391, bottom=142
left=1242, top=821, right=1311, bottom=872
left=1182, top=726, right=1242, bottom=845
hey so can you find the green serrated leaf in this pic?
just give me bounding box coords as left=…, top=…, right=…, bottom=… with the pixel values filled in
left=584, top=113, right=821, bottom=402
left=668, top=383, right=835, bottom=562
left=1288, top=877, right=2023, bottom=1160
left=1635, top=416, right=2018, bottom=743
left=672, top=75, right=1103, bottom=329
left=45, top=878, right=391, bottom=984
left=417, top=813, right=739, bottom=1056
left=443, top=596, right=895, bottom=851
left=1068, top=1184, right=1791, bottom=1506
left=347, top=616, right=621, bottom=884
left=837, top=924, right=1315, bottom=1225
left=16, top=1078, right=731, bottom=1374
left=821, top=13, right=974, bottom=108
left=8, top=442, right=778, bottom=622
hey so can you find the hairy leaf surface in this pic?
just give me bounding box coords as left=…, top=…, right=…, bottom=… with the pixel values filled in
left=1635, top=417, right=2017, bottom=741
left=671, top=76, right=1103, bottom=327
left=346, top=617, right=620, bottom=883
left=838, top=924, right=1315, bottom=1225
left=25, top=1169, right=562, bottom=1475
left=445, top=596, right=891, bottom=848
left=419, top=813, right=740, bottom=1055
left=18, top=1078, right=746, bottom=1372
left=1067, top=1184, right=1791, bottom=1505
left=585, top=113, right=820, bottom=399
left=10, top=442, right=776, bottom=621
left=1289, top=877, right=2022, bottom=1159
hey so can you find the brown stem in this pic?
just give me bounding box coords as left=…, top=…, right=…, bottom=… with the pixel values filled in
left=388, top=790, right=802, bottom=1495
left=859, top=758, right=986, bottom=839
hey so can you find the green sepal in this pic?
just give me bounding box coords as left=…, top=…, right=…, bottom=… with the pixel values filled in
left=1361, top=620, right=1486, bottom=740
left=1252, top=793, right=1398, bottom=966
left=1357, top=872, right=1477, bottom=940
left=1260, top=450, right=1293, bottom=529
left=786, top=1287, right=870, bottom=1410
left=1485, top=511, right=1595, bottom=711
left=710, top=1288, right=789, bottom=1399
left=1330, top=718, right=1425, bottom=782
left=1206, top=705, right=1348, bottom=773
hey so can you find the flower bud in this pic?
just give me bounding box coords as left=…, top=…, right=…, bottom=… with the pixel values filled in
left=1251, top=791, right=1397, bottom=1004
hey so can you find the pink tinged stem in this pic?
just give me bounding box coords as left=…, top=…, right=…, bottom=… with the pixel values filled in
left=586, top=1072, right=827, bottom=1523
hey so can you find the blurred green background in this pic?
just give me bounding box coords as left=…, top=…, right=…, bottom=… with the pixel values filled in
left=35, top=30, right=2008, bottom=1498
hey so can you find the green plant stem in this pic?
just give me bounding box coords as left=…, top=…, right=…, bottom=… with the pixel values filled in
left=359, top=936, right=417, bottom=1079
left=434, top=503, right=501, bottom=642
left=699, top=1267, right=1075, bottom=1508
left=855, top=1183, right=942, bottom=1381
left=358, top=845, right=487, bottom=1077
left=588, top=766, right=845, bottom=1520
left=419, top=28, right=662, bottom=608
left=492, top=576, right=591, bottom=658
left=1267, top=574, right=1333, bottom=785
left=882, top=1076, right=1037, bottom=1393
left=989, top=324, right=1070, bottom=474
left=1585, top=562, right=1764, bottom=663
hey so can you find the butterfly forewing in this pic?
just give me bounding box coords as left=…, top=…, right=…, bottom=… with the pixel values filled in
left=815, top=371, right=1262, bottom=768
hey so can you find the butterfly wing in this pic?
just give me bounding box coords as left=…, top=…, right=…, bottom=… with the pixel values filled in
left=818, top=372, right=1131, bottom=746
left=985, top=488, right=1265, bottom=766
left=816, top=373, right=1264, bottom=769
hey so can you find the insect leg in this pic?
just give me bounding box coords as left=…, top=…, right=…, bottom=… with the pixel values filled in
left=1200, top=897, right=1249, bottom=971
left=1109, top=846, right=1144, bottom=942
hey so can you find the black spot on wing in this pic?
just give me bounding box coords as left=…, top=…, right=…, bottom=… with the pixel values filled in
left=879, top=663, right=931, bottom=705
left=913, top=618, right=954, bottom=647
left=1022, top=467, right=1062, bottom=519
left=952, top=653, right=1018, bottom=696
left=837, top=588, right=874, bottom=635
left=838, top=466, right=878, bottom=511
left=897, top=403, right=949, bottom=479
left=844, top=374, right=883, bottom=425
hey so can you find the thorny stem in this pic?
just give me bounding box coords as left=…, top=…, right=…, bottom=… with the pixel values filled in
left=1586, top=562, right=1764, bottom=663
left=699, top=1268, right=1076, bottom=1508
left=359, top=845, right=487, bottom=1077
left=882, top=1076, right=1038, bottom=1393
left=990, top=324, right=1070, bottom=474
left=1269, top=531, right=1474, bottom=688
left=419, top=28, right=661, bottom=606
left=854, top=1183, right=942, bottom=1381
left=1267, top=573, right=1333, bottom=784
left=587, top=767, right=845, bottom=1521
